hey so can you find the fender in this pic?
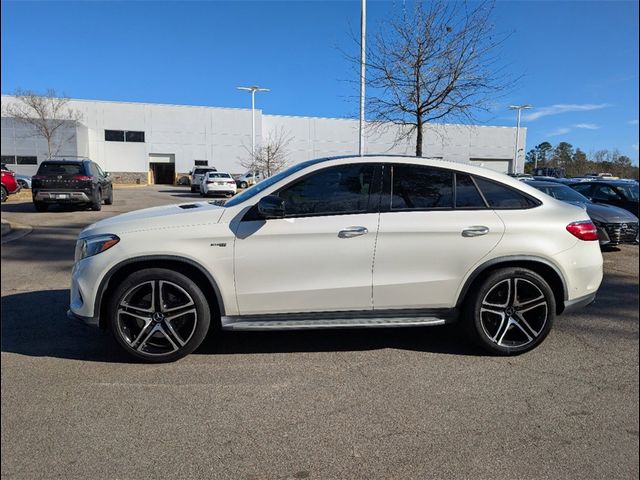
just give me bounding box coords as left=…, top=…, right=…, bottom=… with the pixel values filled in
left=94, top=254, right=226, bottom=321
left=455, top=255, right=568, bottom=309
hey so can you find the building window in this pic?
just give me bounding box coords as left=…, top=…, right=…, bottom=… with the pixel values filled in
left=1, top=155, right=16, bottom=164
left=125, top=131, right=145, bottom=142
left=194, top=160, right=208, bottom=166
left=16, top=156, right=37, bottom=165
left=105, top=130, right=125, bottom=142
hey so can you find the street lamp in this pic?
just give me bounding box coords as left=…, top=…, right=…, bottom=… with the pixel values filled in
left=509, top=104, right=532, bottom=174
left=237, top=85, right=270, bottom=183
left=358, top=0, right=366, bottom=156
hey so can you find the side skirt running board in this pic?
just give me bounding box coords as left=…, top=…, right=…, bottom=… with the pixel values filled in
left=220, top=309, right=456, bottom=331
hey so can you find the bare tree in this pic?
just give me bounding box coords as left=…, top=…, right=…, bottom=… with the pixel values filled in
left=241, top=128, right=292, bottom=177
left=2, top=89, right=83, bottom=159
left=359, top=1, right=511, bottom=156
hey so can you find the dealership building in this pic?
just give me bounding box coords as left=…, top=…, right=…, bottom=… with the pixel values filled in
left=1, top=95, right=526, bottom=183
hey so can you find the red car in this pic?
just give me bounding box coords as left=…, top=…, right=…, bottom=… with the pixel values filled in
left=1, top=166, right=20, bottom=202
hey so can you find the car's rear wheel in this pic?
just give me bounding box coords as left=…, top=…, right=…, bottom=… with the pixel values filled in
left=91, top=189, right=102, bottom=211
left=239, top=181, right=248, bottom=189
left=34, top=202, right=48, bottom=212
left=1, top=186, right=7, bottom=202
left=465, top=268, right=555, bottom=355
left=108, top=268, right=211, bottom=362
left=190, top=186, right=197, bottom=193
left=104, top=188, right=113, bottom=205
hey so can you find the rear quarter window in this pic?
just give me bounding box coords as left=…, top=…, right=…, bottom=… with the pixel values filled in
left=474, top=177, right=539, bottom=209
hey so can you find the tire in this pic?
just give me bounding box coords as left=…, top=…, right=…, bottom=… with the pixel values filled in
left=190, top=186, right=197, bottom=193
left=17, top=180, right=29, bottom=189
left=91, top=189, right=102, bottom=211
left=1, top=186, right=7, bottom=203
left=104, top=188, right=113, bottom=205
left=239, top=181, right=248, bottom=189
left=34, top=202, right=48, bottom=212
left=108, top=268, right=211, bottom=362
left=464, top=268, right=555, bottom=355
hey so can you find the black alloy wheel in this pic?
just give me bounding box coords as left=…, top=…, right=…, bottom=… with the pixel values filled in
left=466, top=268, right=555, bottom=355
left=108, top=268, right=211, bottom=362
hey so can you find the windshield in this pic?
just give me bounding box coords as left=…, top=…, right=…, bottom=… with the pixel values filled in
left=225, top=157, right=330, bottom=207
left=616, top=183, right=639, bottom=201
left=207, top=172, right=231, bottom=178
left=193, top=168, right=214, bottom=175
left=536, top=184, right=590, bottom=203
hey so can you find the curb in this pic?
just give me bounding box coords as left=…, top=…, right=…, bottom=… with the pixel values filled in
left=1, top=218, right=33, bottom=244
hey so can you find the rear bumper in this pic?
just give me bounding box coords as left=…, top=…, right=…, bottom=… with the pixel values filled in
left=562, top=292, right=597, bottom=314
left=34, top=191, right=92, bottom=202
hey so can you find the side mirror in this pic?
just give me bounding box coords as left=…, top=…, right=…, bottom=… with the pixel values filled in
left=105, top=171, right=111, bottom=177
left=257, top=195, right=285, bottom=219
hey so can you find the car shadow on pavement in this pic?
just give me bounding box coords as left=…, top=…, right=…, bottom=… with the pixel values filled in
left=0, top=289, right=483, bottom=362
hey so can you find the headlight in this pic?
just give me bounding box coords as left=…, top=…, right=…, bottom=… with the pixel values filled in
left=75, top=234, right=120, bottom=262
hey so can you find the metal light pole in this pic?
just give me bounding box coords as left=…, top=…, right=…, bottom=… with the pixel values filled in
left=358, top=0, right=366, bottom=156
left=238, top=86, right=270, bottom=183
left=508, top=104, right=532, bottom=174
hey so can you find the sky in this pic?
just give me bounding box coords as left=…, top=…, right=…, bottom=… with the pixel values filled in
left=1, top=0, right=639, bottom=162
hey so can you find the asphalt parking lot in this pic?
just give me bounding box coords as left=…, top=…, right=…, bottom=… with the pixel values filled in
left=1, top=185, right=638, bottom=480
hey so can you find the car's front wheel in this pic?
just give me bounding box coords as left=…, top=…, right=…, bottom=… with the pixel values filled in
left=108, top=268, right=211, bottom=362
left=465, top=268, right=555, bottom=355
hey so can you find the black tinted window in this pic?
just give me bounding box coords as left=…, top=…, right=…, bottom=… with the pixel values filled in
left=456, top=174, right=486, bottom=208
left=125, top=131, right=145, bottom=142
left=37, top=162, right=84, bottom=176
left=571, top=183, right=592, bottom=195
left=474, top=177, right=538, bottom=209
left=1, top=155, right=16, bottom=164
left=194, top=160, right=208, bottom=166
left=391, top=165, right=453, bottom=209
left=105, top=130, right=124, bottom=141
left=277, top=164, right=374, bottom=216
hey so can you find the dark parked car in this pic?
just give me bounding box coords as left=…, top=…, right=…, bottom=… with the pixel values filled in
left=1, top=165, right=20, bottom=202
left=530, top=181, right=639, bottom=246
left=31, top=159, right=113, bottom=212
left=570, top=180, right=639, bottom=217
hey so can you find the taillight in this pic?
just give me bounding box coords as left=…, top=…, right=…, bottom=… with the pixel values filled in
left=566, top=221, right=599, bottom=241
left=73, top=175, right=92, bottom=181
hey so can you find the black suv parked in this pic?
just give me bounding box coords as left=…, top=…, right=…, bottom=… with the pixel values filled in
left=31, top=159, right=113, bottom=212
left=571, top=180, right=639, bottom=217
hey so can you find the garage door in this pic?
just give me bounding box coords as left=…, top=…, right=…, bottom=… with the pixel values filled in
left=469, top=158, right=512, bottom=174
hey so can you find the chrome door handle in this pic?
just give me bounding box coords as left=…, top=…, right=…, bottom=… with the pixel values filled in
left=462, top=226, right=490, bottom=237
left=338, top=226, right=369, bottom=238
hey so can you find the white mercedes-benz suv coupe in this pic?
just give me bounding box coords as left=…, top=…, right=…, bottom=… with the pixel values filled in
left=69, top=155, right=603, bottom=362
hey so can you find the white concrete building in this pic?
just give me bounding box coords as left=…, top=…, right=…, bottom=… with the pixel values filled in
left=1, top=96, right=526, bottom=183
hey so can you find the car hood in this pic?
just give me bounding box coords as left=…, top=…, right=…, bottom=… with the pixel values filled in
left=586, top=202, right=639, bottom=223
left=80, top=201, right=226, bottom=238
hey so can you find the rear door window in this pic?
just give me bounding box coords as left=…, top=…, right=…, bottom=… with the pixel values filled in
left=455, top=174, right=486, bottom=208
left=390, top=164, right=453, bottom=210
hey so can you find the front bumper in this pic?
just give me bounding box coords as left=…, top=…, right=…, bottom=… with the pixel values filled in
left=67, top=309, right=100, bottom=327
left=34, top=191, right=91, bottom=202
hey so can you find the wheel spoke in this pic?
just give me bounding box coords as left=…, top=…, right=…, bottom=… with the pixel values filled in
left=482, top=279, right=511, bottom=308
left=130, top=319, right=155, bottom=348
left=514, top=312, right=541, bottom=338
left=509, top=315, right=534, bottom=342
left=163, top=319, right=187, bottom=347
left=495, top=317, right=512, bottom=346
left=118, top=307, right=153, bottom=321
left=165, top=307, right=197, bottom=322
left=518, top=300, right=547, bottom=314
left=159, top=281, right=195, bottom=313
left=136, top=324, right=162, bottom=352
left=156, top=324, right=180, bottom=351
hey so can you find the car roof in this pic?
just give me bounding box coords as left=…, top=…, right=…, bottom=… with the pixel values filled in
left=41, top=159, right=87, bottom=163
left=527, top=180, right=566, bottom=187
left=587, top=179, right=637, bottom=185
